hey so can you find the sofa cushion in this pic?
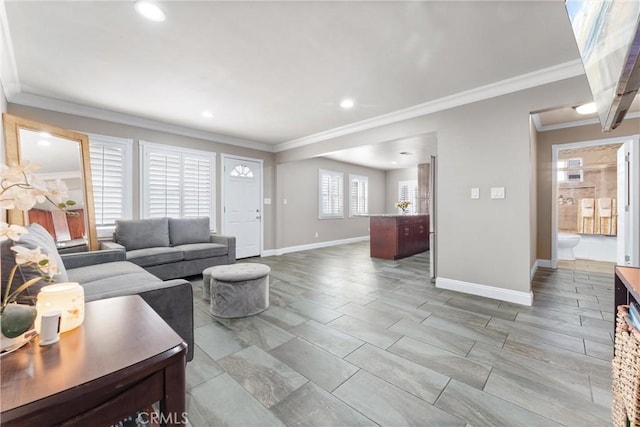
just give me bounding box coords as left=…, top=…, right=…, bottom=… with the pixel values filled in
left=126, top=247, right=184, bottom=267
left=169, top=217, right=211, bottom=246
left=67, top=261, right=151, bottom=284
left=173, top=242, right=228, bottom=261
left=115, top=218, right=170, bottom=251
left=1, top=223, right=69, bottom=300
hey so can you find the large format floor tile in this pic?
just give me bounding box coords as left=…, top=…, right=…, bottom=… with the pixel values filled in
left=184, top=243, right=614, bottom=426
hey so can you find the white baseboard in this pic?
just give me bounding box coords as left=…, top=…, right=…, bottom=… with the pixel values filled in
left=436, top=277, right=533, bottom=306
left=261, top=236, right=370, bottom=257
left=536, top=259, right=554, bottom=269
left=530, top=260, right=539, bottom=281
left=261, top=249, right=279, bottom=257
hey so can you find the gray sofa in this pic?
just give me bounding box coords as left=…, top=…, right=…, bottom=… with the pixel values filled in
left=61, top=249, right=195, bottom=361
left=102, top=217, right=236, bottom=280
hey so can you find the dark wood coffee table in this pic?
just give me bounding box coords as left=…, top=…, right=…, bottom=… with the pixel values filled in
left=1, top=295, right=187, bottom=426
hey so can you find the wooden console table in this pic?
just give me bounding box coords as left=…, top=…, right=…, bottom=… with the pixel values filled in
left=370, top=214, right=429, bottom=260
left=1, top=295, right=187, bottom=426
left=614, top=266, right=640, bottom=336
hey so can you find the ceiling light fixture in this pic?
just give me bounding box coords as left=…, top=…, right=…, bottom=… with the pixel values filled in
left=201, top=111, right=214, bottom=118
left=391, top=161, right=398, bottom=165
left=135, top=1, right=166, bottom=22
left=340, top=98, right=355, bottom=109
left=574, top=102, right=597, bottom=115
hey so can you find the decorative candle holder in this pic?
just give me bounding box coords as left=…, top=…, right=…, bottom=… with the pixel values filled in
left=35, top=282, right=85, bottom=334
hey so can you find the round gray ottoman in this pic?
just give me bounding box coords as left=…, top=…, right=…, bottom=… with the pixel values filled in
left=203, top=263, right=270, bottom=318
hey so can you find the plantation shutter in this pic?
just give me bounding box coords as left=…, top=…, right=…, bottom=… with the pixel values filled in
left=319, top=169, right=343, bottom=218
left=89, top=136, right=132, bottom=227
left=350, top=175, right=368, bottom=216
left=141, top=141, right=215, bottom=224
left=182, top=155, right=212, bottom=218
left=147, top=151, right=182, bottom=218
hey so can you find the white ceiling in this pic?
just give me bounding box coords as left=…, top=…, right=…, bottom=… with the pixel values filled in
left=3, top=0, right=582, bottom=152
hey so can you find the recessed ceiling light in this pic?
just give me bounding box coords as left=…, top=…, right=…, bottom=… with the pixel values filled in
left=574, top=102, right=597, bottom=115
left=391, top=161, right=398, bottom=165
left=201, top=111, right=214, bottom=118
left=135, top=1, right=166, bottom=22
left=340, top=98, right=355, bottom=109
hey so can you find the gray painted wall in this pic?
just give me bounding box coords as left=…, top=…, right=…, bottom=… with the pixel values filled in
left=276, top=157, right=385, bottom=249
left=7, top=104, right=278, bottom=249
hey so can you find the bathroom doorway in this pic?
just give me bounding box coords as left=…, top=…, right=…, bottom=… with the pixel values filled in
left=552, top=136, right=639, bottom=268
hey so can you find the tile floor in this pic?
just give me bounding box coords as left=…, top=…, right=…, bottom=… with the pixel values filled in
left=185, top=242, right=613, bottom=426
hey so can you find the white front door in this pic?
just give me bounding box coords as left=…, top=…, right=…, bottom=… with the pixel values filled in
left=617, top=138, right=640, bottom=267
left=223, top=156, right=262, bottom=259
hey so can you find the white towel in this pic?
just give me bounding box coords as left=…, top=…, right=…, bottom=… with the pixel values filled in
left=581, top=198, right=594, bottom=217
left=598, top=198, right=612, bottom=217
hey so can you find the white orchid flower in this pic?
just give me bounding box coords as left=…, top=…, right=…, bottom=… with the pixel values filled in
left=0, top=222, right=28, bottom=242
left=0, top=161, right=41, bottom=184
left=46, top=179, right=70, bottom=204
left=11, top=245, right=47, bottom=265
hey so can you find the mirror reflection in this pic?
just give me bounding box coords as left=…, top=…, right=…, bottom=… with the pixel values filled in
left=18, top=128, right=88, bottom=251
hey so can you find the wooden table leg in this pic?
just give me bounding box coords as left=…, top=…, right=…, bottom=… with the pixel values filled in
left=160, top=352, right=186, bottom=426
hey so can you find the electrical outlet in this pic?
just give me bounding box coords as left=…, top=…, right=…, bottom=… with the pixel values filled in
left=315, top=232, right=318, bottom=238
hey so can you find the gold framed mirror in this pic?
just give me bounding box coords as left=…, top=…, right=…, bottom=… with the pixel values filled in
left=3, top=114, right=98, bottom=251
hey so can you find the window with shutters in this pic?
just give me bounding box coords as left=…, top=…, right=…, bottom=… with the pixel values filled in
left=140, top=141, right=215, bottom=227
left=398, top=180, right=417, bottom=214
left=319, top=169, right=344, bottom=219
left=88, top=134, right=133, bottom=236
left=349, top=174, right=368, bottom=217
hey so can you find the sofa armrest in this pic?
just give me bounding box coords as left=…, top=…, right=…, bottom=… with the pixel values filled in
left=210, top=233, right=236, bottom=262
left=100, top=241, right=126, bottom=251
left=61, top=249, right=126, bottom=269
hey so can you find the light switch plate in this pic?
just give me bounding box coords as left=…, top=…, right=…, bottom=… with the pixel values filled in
left=491, top=187, right=505, bottom=199
left=471, top=187, right=480, bottom=199
left=264, top=198, right=271, bottom=205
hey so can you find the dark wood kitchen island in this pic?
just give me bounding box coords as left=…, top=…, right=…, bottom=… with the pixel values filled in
left=370, top=214, right=429, bottom=260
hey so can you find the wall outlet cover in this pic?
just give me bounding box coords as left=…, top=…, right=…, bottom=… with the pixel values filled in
left=471, top=188, right=480, bottom=199
left=264, top=198, right=272, bottom=205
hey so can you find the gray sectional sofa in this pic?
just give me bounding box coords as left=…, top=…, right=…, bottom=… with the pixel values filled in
left=61, top=249, right=196, bottom=361
left=102, top=217, right=236, bottom=280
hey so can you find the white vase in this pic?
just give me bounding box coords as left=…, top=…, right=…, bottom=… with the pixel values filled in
left=0, top=327, right=35, bottom=354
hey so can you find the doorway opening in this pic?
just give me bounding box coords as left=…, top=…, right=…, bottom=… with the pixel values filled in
left=551, top=136, right=639, bottom=269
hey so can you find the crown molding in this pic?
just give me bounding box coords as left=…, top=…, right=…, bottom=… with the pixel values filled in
left=0, top=0, right=20, bottom=99
left=8, top=92, right=275, bottom=153
left=537, top=111, right=640, bottom=132
left=531, top=114, right=543, bottom=132
left=275, top=59, right=586, bottom=152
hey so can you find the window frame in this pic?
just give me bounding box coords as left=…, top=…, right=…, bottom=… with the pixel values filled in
left=349, top=174, right=369, bottom=217
left=140, top=141, right=216, bottom=229
left=87, top=133, right=133, bottom=238
left=318, top=169, right=344, bottom=219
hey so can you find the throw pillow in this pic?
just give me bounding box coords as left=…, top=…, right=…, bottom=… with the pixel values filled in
left=169, top=217, right=211, bottom=246
left=1, top=222, right=69, bottom=301
left=115, top=218, right=170, bottom=251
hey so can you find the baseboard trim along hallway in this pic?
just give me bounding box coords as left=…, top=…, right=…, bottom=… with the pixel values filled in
left=262, top=236, right=370, bottom=257
left=435, top=277, right=534, bottom=306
